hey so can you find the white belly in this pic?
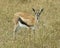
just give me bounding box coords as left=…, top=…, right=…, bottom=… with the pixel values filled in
left=18, top=21, right=35, bottom=30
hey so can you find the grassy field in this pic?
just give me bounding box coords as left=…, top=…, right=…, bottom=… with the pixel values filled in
left=0, top=0, right=60, bottom=48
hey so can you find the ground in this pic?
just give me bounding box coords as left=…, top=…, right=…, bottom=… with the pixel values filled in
left=0, top=0, right=60, bottom=48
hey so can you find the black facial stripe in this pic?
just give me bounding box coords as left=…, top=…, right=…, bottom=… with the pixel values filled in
left=37, top=17, right=38, bottom=20
left=18, top=18, right=33, bottom=27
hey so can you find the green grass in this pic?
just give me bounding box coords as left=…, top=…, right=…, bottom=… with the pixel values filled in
left=0, top=0, right=60, bottom=48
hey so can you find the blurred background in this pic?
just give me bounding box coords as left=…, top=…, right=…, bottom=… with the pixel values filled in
left=0, top=0, right=60, bottom=48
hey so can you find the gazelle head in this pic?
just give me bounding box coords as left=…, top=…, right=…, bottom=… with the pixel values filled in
left=32, top=8, right=44, bottom=23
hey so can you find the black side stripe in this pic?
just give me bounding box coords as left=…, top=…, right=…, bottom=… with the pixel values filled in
left=18, top=17, right=32, bottom=27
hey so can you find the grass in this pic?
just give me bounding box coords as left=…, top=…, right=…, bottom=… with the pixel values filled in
left=0, top=0, right=60, bottom=48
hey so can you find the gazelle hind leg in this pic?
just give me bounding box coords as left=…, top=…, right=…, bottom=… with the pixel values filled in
left=13, top=24, right=20, bottom=40
left=13, top=24, right=20, bottom=32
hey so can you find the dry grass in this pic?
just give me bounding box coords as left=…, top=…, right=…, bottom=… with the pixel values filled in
left=0, top=0, right=60, bottom=48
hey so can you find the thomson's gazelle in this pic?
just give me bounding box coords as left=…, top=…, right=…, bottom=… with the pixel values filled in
left=13, top=8, right=43, bottom=32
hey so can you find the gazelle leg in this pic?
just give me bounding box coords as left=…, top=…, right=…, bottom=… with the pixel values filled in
left=13, top=24, right=19, bottom=32
left=13, top=24, right=16, bottom=32
left=13, top=24, right=20, bottom=40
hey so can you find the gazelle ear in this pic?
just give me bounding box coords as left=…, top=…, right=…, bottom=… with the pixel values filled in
left=39, top=8, right=44, bottom=15
left=32, top=8, right=35, bottom=12
left=40, top=8, right=44, bottom=12
left=41, top=8, right=44, bottom=12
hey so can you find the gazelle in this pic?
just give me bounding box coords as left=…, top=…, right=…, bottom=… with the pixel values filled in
left=13, top=8, right=43, bottom=32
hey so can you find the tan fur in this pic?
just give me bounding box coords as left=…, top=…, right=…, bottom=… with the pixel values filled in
left=13, top=12, right=36, bottom=26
